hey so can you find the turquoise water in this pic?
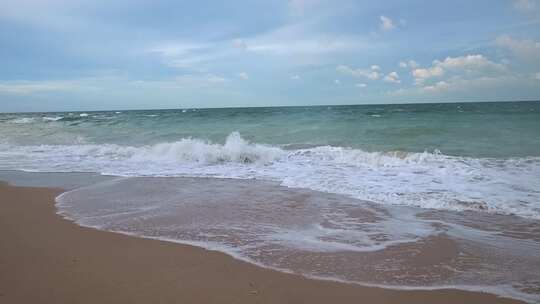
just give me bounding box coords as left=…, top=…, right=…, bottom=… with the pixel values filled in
left=1, top=101, right=539, bottom=157
left=2, top=101, right=540, bottom=301
left=1, top=101, right=539, bottom=218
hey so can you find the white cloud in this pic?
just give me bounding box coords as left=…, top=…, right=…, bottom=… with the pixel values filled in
left=419, top=76, right=520, bottom=94
left=496, top=35, right=540, bottom=62
left=150, top=25, right=373, bottom=73
left=379, top=15, right=395, bottom=31
left=0, top=80, right=80, bottom=95
left=130, top=74, right=231, bottom=90
left=422, top=81, right=451, bottom=92
left=383, top=71, right=401, bottom=84
left=131, top=74, right=229, bottom=88
left=436, top=54, right=505, bottom=70
left=389, top=75, right=527, bottom=97
left=166, top=57, right=211, bottom=70
left=148, top=42, right=206, bottom=57
left=238, top=72, right=249, bottom=80
left=412, top=66, right=444, bottom=84
left=411, top=54, right=504, bottom=85
left=233, top=21, right=372, bottom=59
left=399, top=60, right=419, bottom=69
left=129, top=74, right=230, bottom=89
left=355, top=83, right=367, bottom=88
left=244, top=37, right=366, bottom=55
left=148, top=42, right=224, bottom=71
left=337, top=64, right=380, bottom=80
left=514, top=0, right=538, bottom=12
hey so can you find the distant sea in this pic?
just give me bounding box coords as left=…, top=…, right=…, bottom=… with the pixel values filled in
left=1, top=101, right=540, bottom=302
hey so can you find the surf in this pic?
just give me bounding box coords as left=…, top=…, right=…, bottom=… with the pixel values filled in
left=1, top=132, right=539, bottom=219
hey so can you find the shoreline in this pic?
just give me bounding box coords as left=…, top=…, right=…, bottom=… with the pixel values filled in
left=0, top=181, right=526, bottom=303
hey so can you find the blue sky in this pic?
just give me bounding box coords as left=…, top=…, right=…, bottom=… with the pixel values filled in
left=1, top=0, right=540, bottom=112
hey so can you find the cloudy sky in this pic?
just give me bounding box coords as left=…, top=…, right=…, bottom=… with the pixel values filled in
left=1, top=0, right=540, bottom=112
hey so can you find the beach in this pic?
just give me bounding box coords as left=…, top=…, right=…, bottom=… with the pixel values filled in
left=1, top=103, right=539, bottom=302
left=2, top=0, right=540, bottom=302
left=0, top=181, right=526, bottom=303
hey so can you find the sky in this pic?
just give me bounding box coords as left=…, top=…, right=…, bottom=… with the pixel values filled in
left=1, top=0, right=540, bottom=112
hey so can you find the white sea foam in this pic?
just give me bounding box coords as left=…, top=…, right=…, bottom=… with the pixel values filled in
left=42, top=116, right=63, bottom=121
left=129, top=132, right=283, bottom=164
left=79, top=113, right=89, bottom=117
left=1, top=132, right=539, bottom=219
left=54, top=177, right=540, bottom=303
left=9, top=117, right=35, bottom=124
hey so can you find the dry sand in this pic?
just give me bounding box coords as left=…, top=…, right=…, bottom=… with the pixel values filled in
left=0, top=182, right=524, bottom=303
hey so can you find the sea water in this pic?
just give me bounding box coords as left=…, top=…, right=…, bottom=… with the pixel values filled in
left=1, top=101, right=539, bottom=301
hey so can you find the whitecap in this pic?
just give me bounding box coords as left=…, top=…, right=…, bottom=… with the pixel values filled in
left=42, top=116, right=63, bottom=121
left=9, top=117, right=35, bottom=124
left=1, top=132, right=539, bottom=219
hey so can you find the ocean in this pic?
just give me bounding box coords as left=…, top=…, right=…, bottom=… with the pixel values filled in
left=1, top=101, right=539, bottom=301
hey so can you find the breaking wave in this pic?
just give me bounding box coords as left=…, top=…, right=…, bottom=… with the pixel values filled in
left=9, top=117, right=36, bottom=124
left=128, top=132, right=283, bottom=164
left=42, top=116, right=63, bottom=121
left=1, top=132, right=539, bottom=218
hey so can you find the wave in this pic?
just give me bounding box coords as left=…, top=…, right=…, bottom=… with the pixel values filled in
left=1, top=132, right=539, bottom=218
left=9, top=117, right=36, bottom=124
left=23, top=132, right=282, bottom=165
left=8, top=115, right=82, bottom=124
left=55, top=177, right=540, bottom=303
left=136, top=132, right=283, bottom=164
left=42, top=116, right=63, bottom=122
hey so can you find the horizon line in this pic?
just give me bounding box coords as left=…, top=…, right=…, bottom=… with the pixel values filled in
left=1, top=99, right=539, bottom=114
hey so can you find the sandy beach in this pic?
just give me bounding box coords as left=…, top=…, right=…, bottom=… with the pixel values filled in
left=0, top=182, right=525, bottom=304
left=2, top=1, right=539, bottom=302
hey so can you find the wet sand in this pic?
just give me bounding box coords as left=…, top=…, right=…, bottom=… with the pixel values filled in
left=0, top=182, right=524, bottom=304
